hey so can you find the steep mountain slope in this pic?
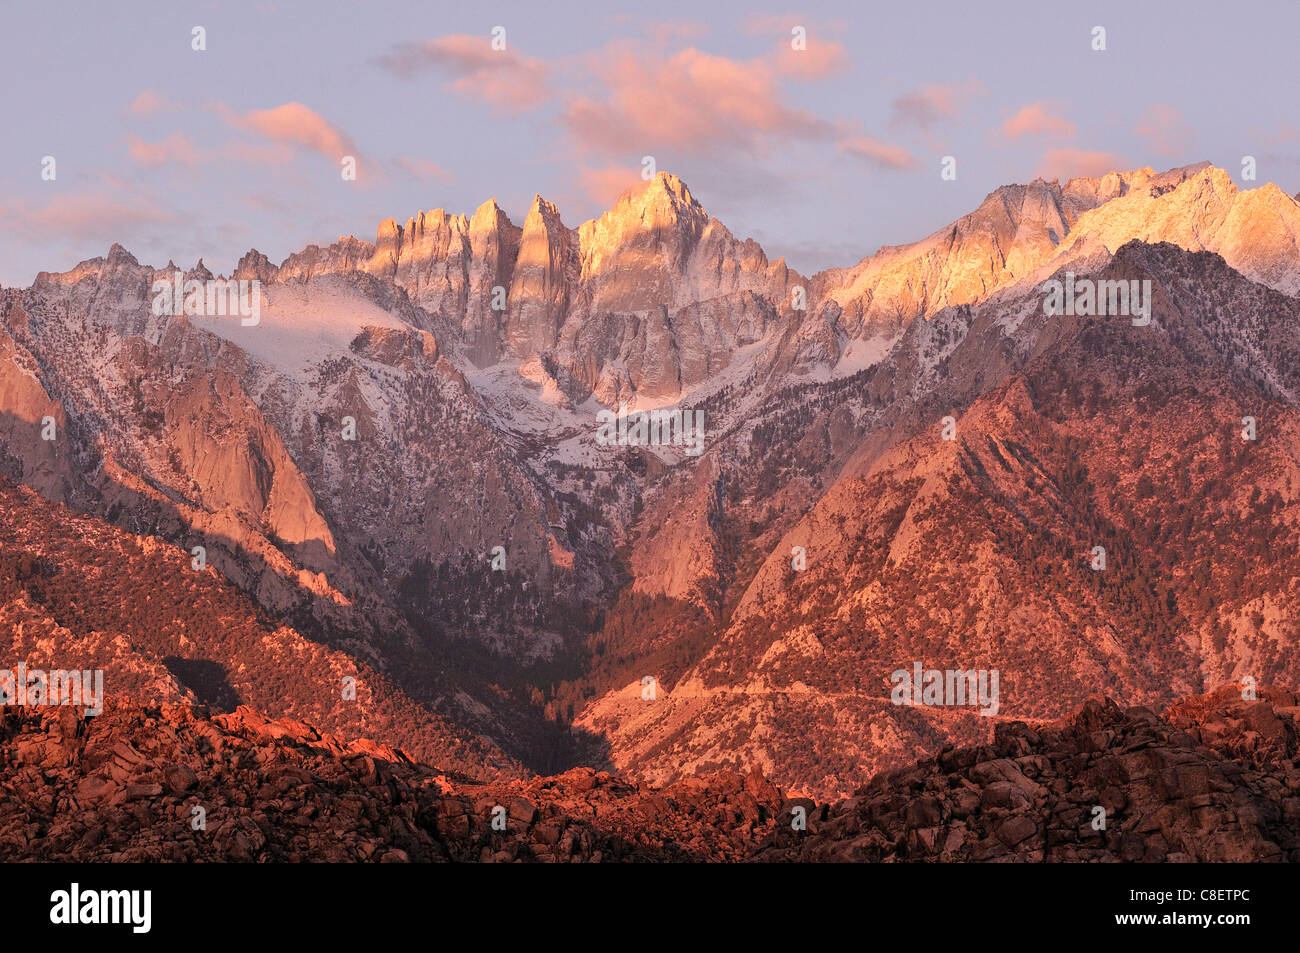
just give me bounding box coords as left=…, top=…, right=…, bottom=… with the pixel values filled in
left=788, top=163, right=1300, bottom=371
left=577, top=242, right=1300, bottom=796
left=2, top=162, right=1299, bottom=797
left=0, top=253, right=602, bottom=665
left=0, top=477, right=517, bottom=778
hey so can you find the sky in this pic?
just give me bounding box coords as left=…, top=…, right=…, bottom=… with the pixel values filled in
left=2, top=0, right=1298, bottom=288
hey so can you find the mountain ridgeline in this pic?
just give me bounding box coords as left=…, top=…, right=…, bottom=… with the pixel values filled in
left=2, top=162, right=1300, bottom=797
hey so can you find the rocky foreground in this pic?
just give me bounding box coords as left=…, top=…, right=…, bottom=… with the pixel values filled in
left=1, top=685, right=1297, bottom=862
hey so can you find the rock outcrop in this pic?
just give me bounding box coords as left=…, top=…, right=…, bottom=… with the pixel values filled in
left=1, top=688, right=1295, bottom=862
left=756, top=686, right=1300, bottom=862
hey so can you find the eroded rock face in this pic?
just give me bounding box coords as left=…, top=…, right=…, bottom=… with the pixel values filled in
left=506, top=196, right=578, bottom=360
left=555, top=174, right=795, bottom=400
left=0, top=243, right=584, bottom=665
left=1, top=689, right=1296, bottom=862
left=278, top=237, right=375, bottom=282
left=164, top=368, right=336, bottom=556
left=338, top=173, right=796, bottom=397
left=0, top=322, right=76, bottom=502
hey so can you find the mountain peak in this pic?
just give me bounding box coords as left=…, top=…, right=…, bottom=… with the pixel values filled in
left=651, top=170, right=695, bottom=203
left=105, top=243, right=138, bottom=267
left=631, top=171, right=699, bottom=212
left=527, top=193, right=563, bottom=221
left=470, top=197, right=514, bottom=234
left=235, top=248, right=279, bottom=283
left=583, top=172, right=708, bottom=246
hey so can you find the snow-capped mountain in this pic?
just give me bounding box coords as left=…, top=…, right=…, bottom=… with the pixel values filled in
left=3, top=162, right=1300, bottom=795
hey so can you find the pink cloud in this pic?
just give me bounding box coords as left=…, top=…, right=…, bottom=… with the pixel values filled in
left=127, top=89, right=179, bottom=116
left=771, top=37, right=848, bottom=79
left=837, top=136, right=918, bottom=171
left=564, top=44, right=832, bottom=157
left=577, top=165, right=644, bottom=206
left=1002, top=102, right=1076, bottom=140
left=890, top=80, right=985, bottom=131
left=1135, top=104, right=1193, bottom=160
left=1038, top=148, right=1125, bottom=180
left=19, top=192, right=177, bottom=242
left=127, top=133, right=201, bottom=166
left=224, top=102, right=357, bottom=159
left=1262, top=123, right=1300, bottom=146
left=379, top=35, right=550, bottom=113
left=393, top=157, right=453, bottom=182
left=240, top=194, right=294, bottom=215
left=743, top=16, right=848, bottom=78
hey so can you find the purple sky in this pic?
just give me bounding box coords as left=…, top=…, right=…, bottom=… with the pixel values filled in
left=2, top=0, right=1297, bottom=287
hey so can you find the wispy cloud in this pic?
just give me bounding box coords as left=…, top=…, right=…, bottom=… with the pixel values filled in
left=890, top=81, right=985, bottom=131
left=770, top=36, right=847, bottom=79
left=127, top=133, right=201, bottom=166
left=391, top=157, right=453, bottom=182
left=743, top=15, right=848, bottom=78
left=577, top=164, right=644, bottom=206
left=837, top=136, right=918, bottom=170
left=378, top=35, right=550, bottom=113
left=1261, top=123, right=1300, bottom=147
left=127, top=89, right=180, bottom=117
left=11, top=191, right=178, bottom=243
left=564, top=43, right=833, bottom=157
left=1038, top=148, right=1126, bottom=179
left=1136, top=104, right=1193, bottom=160
left=1001, top=102, right=1076, bottom=140
left=223, top=102, right=358, bottom=159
